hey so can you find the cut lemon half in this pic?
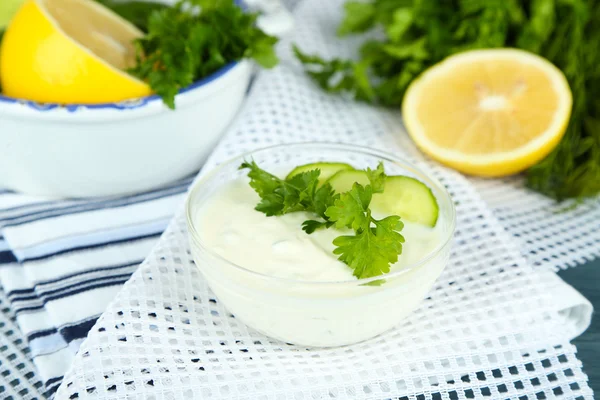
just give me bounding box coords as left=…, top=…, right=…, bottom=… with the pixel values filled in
left=402, top=49, right=572, bottom=177
left=0, top=0, right=151, bottom=104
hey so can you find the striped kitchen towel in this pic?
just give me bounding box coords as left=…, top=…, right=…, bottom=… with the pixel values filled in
left=0, top=178, right=191, bottom=397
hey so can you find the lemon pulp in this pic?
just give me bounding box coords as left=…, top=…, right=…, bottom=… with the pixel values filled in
left=402, top=49, right=572, bottom=177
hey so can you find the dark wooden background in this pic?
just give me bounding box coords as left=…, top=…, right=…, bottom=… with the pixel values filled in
left=558, top=258, right=599, bottom=397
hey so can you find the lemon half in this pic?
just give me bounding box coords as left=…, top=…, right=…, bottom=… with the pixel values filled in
left=402, top=49, right=572, bottom=177
left=0, top=0, right=151, bottom=104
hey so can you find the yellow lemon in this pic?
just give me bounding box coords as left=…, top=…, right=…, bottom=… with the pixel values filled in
left=402, top=49, right=572, bottom=177
left=0, top=0, right=151, bottom=104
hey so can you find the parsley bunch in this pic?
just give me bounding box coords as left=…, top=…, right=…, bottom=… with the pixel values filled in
left=126, top=0, right=279, bottom=109
left=294, top=0, right=600, bottom=201
left=240, top=161, right=405, bottom=280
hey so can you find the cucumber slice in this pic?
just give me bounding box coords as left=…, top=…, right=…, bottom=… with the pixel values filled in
left=326, top=170, right=370, bottom=192
left=286, top=162, right=354, bottom=183
left=326, top=170, right=439, bottom=227
left=372, top=176, right=439, bottom=226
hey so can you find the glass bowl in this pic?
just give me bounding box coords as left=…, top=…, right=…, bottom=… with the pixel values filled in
left=186, top=143, right=456, bottom=347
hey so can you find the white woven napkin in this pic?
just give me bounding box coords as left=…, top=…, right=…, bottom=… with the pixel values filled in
left=54, top=1, right=594, bottom=398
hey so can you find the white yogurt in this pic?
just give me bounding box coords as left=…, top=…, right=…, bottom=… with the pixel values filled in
left=198, top=179, right=442, bottom=282
left=191, top=177, right=450, bottom=346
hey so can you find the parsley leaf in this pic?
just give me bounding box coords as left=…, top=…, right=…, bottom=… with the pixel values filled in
left=239, top=161, right=335, bottom=217
left=366, top=162, right=387, bottom=193
left=326, top=182, right=405, bottom=279
left=325, top=183, right=372, bottom=231
left=301, top=219, right=333, bottom=234
left=286, top=169, right=322, bottom=209
left=333, top=212, right=404, bottom=279
left=313, top=183, right=338, bottom=218
left=128, top=0, right=278, bottom=109
left=301, top=182, right=338, bottom=233
left=241, top=161, right=405, bottom=280
left=337, top=2, right=376, bottom=36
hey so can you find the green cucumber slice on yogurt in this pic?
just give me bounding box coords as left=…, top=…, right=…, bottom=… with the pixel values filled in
left=286, top=162, right=354, bottom=183
left=326, top=169, right=439, bottom=227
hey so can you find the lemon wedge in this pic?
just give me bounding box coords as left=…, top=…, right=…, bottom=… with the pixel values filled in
left=0, top=0, right=151, bottom=104
left=402, top=49, right=572, bottom=177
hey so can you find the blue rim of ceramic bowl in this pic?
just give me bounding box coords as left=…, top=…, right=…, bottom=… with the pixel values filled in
left=0, top=61, right=239, bottom=112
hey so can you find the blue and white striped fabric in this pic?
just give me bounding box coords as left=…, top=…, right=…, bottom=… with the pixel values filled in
left=0, top=178, right=191, bottom=397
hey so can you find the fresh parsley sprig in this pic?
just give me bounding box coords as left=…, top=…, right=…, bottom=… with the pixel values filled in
left=239, top=160, right=336, bottom=219
left=239, top=161, right=405, bottom=279
left=326, top=181, right=405, bottom=279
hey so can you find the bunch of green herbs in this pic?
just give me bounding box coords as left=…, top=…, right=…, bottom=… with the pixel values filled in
left=294, top=0, right=600, bottom=201
left=127, top=0, right=278, bottom=109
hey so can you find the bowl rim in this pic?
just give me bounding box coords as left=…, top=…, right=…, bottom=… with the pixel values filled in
left=0, top=61, right=238, bottom=112
left=185, top=142, right=457, bottom=287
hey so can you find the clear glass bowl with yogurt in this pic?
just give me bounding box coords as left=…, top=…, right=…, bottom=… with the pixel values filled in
left=186, top=143, right=456, bottom=347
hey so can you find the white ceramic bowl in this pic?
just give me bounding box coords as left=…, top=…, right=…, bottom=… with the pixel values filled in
left=0, top=60, right=251, bottom=197
left=186, top=143, right=456, bottom=347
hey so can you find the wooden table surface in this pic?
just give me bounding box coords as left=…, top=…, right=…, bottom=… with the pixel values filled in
left=558, top=258, right=599, bottom=397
